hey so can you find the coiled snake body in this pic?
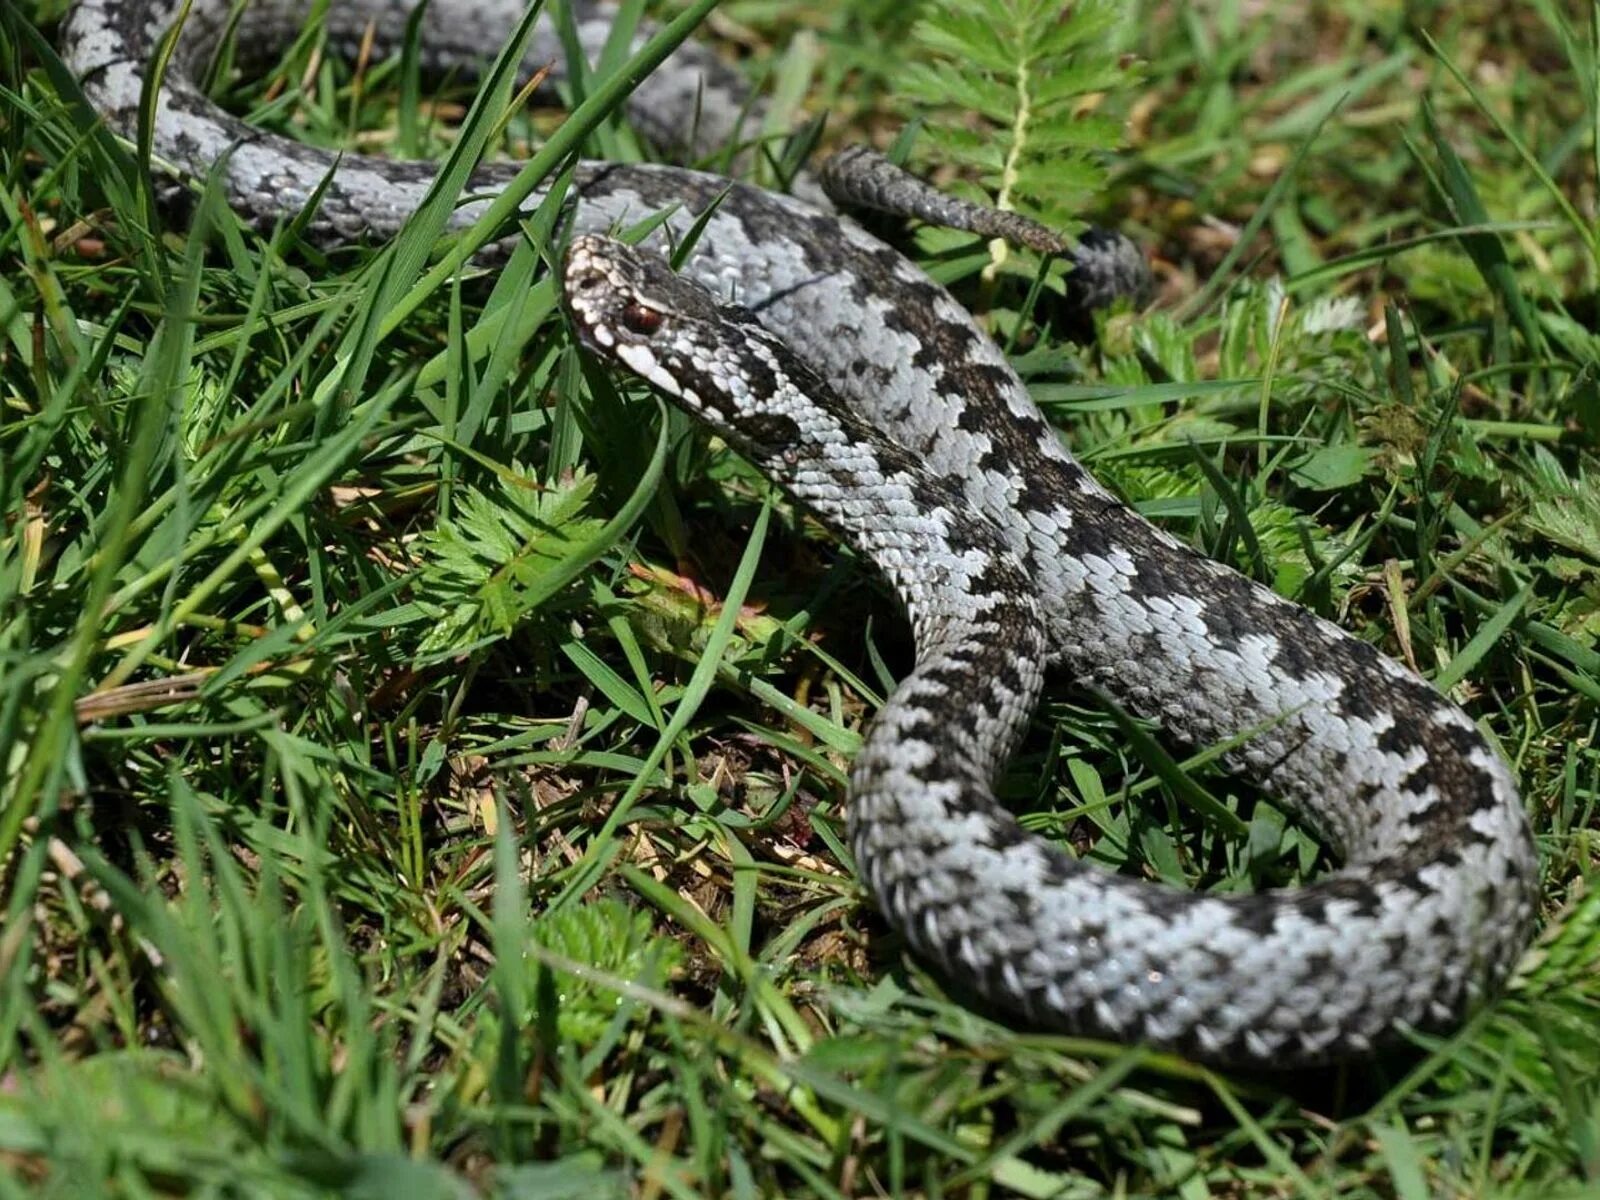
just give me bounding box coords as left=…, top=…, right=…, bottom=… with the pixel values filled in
left=61, top=0, right=1540, bottom=1064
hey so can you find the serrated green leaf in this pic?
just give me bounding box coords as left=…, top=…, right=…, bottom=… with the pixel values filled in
left=413, top=466, right=608, bottom=653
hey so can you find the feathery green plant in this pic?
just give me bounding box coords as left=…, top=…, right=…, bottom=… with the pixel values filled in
left=897, top=0, right=1134, bottom=254
left=412, top=467, right=607, bottom=655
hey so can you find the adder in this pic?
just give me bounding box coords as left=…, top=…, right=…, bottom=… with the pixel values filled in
left=59, top=0, right=1540, bottom=1065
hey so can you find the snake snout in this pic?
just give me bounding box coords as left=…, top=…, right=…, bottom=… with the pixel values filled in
left=560, top=236, right=619, bottom=297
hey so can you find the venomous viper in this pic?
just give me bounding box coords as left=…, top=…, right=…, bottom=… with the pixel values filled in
left=61, top=0, right=1540, bottom=1065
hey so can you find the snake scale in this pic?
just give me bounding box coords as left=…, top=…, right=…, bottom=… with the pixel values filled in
left=60, top=0, right=1540, bottom=1065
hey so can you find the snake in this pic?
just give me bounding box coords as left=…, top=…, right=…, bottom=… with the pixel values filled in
left=59, top=0, right=1540, bottom=1065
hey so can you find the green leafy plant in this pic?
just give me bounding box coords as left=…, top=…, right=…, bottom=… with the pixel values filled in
left=897, top=0, right=1134, bottom=248
left=412, top=467, right=607, bottom=655
left=524, top=898, right=683, bottom=1047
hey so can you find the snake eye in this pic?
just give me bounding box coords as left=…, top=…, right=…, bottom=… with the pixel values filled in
left=620, top=303, right=663, bottom=336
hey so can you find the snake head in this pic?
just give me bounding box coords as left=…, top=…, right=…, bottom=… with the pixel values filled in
left=562, top=234, right=726, bottom=419
left=561, top=234, right=779, bottom=412
left=561, top=234, right=835, bottom=472
left=562, top=234, right=727, bottom=360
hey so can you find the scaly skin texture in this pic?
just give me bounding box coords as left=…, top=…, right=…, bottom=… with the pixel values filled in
left=62, top=0, right=1540, bottom=1064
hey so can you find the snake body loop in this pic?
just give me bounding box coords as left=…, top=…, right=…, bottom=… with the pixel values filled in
left=61, top=0, right=1540, bottom=1065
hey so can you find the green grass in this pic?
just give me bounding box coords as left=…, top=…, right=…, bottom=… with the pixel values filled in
left=2, top=0, right=1599, bottom=1195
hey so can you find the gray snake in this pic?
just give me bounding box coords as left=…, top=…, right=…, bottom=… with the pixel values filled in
left=60, top=0, right=1541, bottom=1065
